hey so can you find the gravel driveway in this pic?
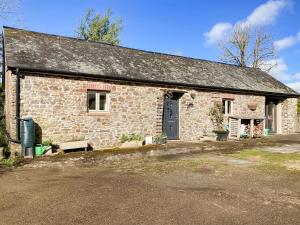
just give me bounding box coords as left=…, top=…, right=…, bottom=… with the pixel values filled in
left=0, top=135, right=299, bottom=225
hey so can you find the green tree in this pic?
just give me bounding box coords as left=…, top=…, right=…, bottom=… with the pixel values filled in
left=297, top=99, right=300, bottom=115
left=76, top=8, right=122, bottom=45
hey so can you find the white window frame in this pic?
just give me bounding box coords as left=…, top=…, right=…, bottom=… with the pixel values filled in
left=88, top=91, right=110, bottom=112
left=223, top=99, right=233, bottom=115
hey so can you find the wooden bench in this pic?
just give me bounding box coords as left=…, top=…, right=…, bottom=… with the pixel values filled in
left=59, top=141, right=88, bottom=152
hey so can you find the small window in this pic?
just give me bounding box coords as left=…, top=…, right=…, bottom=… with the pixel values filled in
left=222, top=99, right=233, bottom=115
left=88, top=91, right=109, bottom=112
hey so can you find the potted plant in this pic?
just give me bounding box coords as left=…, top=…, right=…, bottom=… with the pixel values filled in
left=208, top=102, right=229, bottom=141
left=154, top=133, right=167, bottom=145
left=43, top=139, right=53, bottom=151
left=120, top=133, right=144, bottom=148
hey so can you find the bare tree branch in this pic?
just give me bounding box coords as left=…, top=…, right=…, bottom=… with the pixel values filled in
left=0, top=0, right=19, bottom=78
left=218, top=25, right=277, bottom=72
left=0, top=0, right=19, bottom=19
left=251, top=29, right=275, bottom=71
left=219, top=25, right=251, bottom=67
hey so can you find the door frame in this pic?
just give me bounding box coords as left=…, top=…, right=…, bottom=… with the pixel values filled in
left=265, top=99, right=280, bottom=134
left=162, top=92, right=181, bottom=140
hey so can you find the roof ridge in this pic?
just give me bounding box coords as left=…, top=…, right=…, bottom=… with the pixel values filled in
left=3, top=26, right=255, bottom=70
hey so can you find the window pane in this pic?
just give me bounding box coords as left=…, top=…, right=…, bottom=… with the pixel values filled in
left=99, top=93, right=107, bottom=111
left=88, top=92, right=96, bottom=110
left=228, top=101, right=231, bottom=114
left=222, top=100, right=226, bottom=114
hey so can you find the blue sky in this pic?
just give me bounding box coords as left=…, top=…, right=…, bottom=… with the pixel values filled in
left=1, top=0, right=300, bottom=91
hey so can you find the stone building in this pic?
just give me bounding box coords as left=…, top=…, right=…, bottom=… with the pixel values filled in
left=2, top=27, right=299, bottom=151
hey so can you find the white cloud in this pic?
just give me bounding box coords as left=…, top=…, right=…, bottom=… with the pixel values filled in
left=263, top=58, right=290, bottom=80
left=292, top=72, right=300, bottom=80
left=262, top=58, right=300, bottom=92
left=274, top=32, right=300, bottom=50
left=243, top=0, right=290, bottom=27
left=204, top=22, right=233, bottom=45
left=287, top=82, right=300, bottom=92
left=202, top=0, right=299, bottom=93
left=204, top=0, right=290, bottom=45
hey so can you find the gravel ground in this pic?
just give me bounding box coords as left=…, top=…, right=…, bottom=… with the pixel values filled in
left=0, top=134, right=299, bottom=225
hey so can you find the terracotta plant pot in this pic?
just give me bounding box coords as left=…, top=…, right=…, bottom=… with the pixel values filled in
left=248, top=102, right=257, bottom=111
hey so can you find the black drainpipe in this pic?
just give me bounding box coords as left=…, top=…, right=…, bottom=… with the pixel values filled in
left=15, top=68, right=21, bottom=142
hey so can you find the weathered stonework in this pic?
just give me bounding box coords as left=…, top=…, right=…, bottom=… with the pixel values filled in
left=4, top=70, right=298, bottom=151
left=281, top=98, right=298, bottom=134
left=17, top=75, right=159, bottom=149
left=4, top=70, right=17, bottom=144
left=179, top=92, right=265, bottom=141
left=3, top=70, right=21, bottom=155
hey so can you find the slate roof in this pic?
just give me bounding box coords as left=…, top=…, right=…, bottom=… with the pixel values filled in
left=3, top=26, right=299, bottom=96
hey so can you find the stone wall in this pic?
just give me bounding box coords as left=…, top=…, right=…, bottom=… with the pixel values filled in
left=179, top=91, right=215, bottom=141
left=179, top=92, right=265, bottom=141
left=281, top=98, right=298, bottom=134
left=4, top=70, right=17, bottom=140
left=4, top=71, right=297, bottom=151
left=19, top=74, right=164, bottom=149
left=296, top=115, right=300, bottom=133
left=231, top=94, right=265, bottom=118
left=4, top=70, right=22, bottom=155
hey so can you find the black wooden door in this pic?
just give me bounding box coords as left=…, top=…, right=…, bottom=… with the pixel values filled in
left=163, top=95, right=179, bottom=140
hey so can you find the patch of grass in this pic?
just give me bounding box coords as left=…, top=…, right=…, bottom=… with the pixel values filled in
left=231, top=149, right=300, bottom=162
left=108, top=155, right=229, bottom=175
left=254, top=163, right=294, bottom=173
left=0, top=158, right=14, bottom=167
left=230, top=149, right=300, bottom=173
left=179, top=156, right=230, bottom=172
left=0, top=158, right=17, bottom=167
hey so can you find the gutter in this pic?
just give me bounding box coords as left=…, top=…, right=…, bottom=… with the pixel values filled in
left=8, top=66, right=300, bottom=98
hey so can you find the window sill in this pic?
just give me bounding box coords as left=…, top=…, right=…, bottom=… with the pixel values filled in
left=87, top=111, right=110, bottom=116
